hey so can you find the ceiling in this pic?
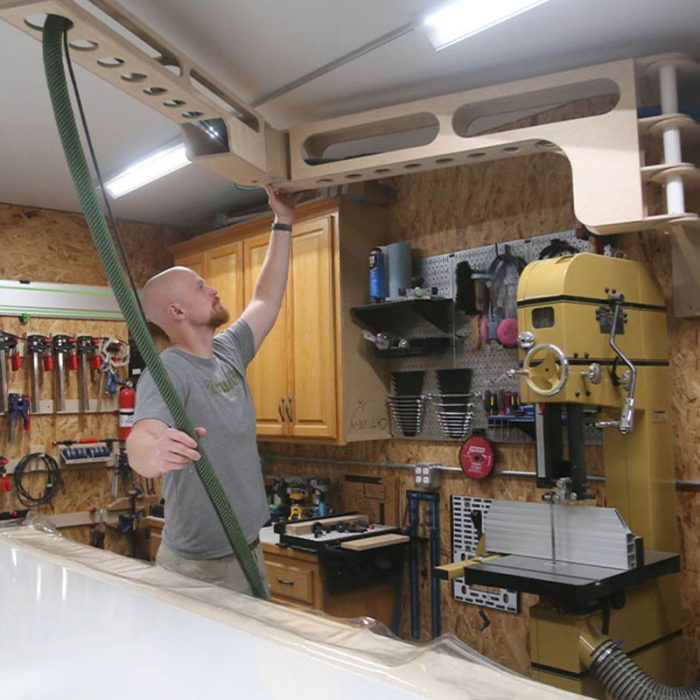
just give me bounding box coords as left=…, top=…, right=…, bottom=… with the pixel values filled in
left=1, top=0, right=700, bottom=228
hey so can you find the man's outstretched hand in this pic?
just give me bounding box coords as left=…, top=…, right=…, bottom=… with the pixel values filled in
left=265, top=185, right=304, bottom=225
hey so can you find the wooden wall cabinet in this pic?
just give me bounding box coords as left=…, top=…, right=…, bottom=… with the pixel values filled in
left=206, top=241, right=244, bottom=323
left=170, top=197, right=391, bottom=444
left=174, top=251, right=205, bottom=279
left=245, top=215, right=337, bottom=439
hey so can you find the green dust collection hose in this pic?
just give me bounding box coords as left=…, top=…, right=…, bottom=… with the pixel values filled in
left=42, top=14, right=266, bottom=599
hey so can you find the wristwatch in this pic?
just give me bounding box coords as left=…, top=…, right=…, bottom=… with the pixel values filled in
left=271, top=222, right=292, bottom=231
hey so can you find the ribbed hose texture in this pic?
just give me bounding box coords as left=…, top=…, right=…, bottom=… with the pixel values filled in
left=42, top=14, right=267, bottom=599
left=590, top=640, right=700, bottom=699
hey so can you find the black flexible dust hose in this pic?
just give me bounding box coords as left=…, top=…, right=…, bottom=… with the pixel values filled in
left=42, top=14, right=266, bottom=599
left=589, top=639, right=700, bottom=699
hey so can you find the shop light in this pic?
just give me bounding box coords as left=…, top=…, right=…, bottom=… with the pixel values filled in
left=420, top=0, right=551, bottom=51
left=104, top=143, right=190, bottom=198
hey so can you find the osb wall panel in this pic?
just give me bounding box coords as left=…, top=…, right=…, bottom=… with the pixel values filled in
left=262, top=136, right=700, bottom=677
left=0, top=203, right=189, bottom=553
left=389, top=151, right=575, bottom=258
left=0, top=202, right=191, bottom=286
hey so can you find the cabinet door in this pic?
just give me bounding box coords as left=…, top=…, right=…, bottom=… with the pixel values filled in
left=287, top=216, right=338, bottom=439
left=205, top=241, right=243, bottom=330
left=174, top=251, right=205, bottom=278
left=244, top=232, right=289, bottom=437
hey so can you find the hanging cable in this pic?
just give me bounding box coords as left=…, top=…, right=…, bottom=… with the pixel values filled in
left=14, top=453, right=62, bottom=507
left=42, top=14, right=266, bottom=599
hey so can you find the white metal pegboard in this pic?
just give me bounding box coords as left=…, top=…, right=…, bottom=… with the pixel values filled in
left=388, top=229, right=601, bottom=444
left=451, top=495, right=519, bottom=613
left=416, top=253, right=453, bottom=297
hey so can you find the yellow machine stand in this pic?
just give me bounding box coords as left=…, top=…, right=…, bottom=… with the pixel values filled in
left=530, top=581, right=683, bottom=695
left=515, top=254, right=683, bottom=696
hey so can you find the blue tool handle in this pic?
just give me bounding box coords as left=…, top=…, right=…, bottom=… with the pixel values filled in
left=408, top=495, right=421, bottom=638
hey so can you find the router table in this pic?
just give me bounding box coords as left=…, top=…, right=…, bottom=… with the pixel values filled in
left=262, top=514, right=407, bottom=623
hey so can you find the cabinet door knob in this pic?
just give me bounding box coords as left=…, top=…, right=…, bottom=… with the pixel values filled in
left=285, top=395, right=293, bottom=422
left=278, top=397, right=286, bottom=422
left=276, top=577, right=294, bottom=586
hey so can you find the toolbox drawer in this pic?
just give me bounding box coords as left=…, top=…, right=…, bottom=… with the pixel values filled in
left=266, top=558, right=316, bottom=606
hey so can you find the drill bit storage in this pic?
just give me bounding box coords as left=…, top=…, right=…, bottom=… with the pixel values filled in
left=58, top=442, right=116, bottom=467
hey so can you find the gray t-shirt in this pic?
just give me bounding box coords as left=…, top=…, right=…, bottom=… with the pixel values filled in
left=133, top=319, right=269, bottom=559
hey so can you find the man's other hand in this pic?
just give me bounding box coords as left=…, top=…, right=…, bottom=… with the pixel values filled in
left=156, top=426, right=207, bottom=472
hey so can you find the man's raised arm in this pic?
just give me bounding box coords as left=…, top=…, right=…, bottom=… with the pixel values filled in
left=241, top=186, right=303, bottom=350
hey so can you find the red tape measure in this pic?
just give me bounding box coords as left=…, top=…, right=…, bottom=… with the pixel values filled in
left=459, top=434, right=495, bottom=480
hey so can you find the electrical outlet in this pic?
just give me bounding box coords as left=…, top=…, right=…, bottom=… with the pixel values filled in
left=414, top=463, right=442, bottom=488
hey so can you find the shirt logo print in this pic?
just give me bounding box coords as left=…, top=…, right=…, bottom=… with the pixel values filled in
left=205, top=368, right=242, bottom=396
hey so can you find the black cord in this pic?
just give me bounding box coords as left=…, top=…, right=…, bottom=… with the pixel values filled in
left=14, top=453, right=62, bottom=507
left=62, top=32, right=147, bottom=322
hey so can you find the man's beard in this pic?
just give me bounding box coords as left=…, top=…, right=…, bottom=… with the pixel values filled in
left=209, top=304, right=230, bottom=328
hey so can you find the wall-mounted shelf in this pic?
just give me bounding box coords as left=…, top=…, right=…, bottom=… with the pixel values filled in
left=351, top=298, right=453, bottom=335
left=372, top=336, right=450, bottom=358
left=59, top=455, right=115, bottom=467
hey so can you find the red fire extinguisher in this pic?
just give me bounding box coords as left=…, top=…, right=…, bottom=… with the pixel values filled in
left=118, top=381, right=135, bottom=441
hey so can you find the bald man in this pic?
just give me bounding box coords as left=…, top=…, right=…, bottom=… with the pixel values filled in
left=127, top=187, right=301, bottom=596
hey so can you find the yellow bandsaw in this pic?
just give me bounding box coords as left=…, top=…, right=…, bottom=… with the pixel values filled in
left=437, top=253, right=696, bottom=698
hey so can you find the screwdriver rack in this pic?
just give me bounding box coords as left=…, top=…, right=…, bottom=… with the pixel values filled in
left=58, top=442, right=115, bottom=467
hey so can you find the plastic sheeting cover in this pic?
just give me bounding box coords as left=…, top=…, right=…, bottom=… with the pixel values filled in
left=0, top=521, right=584, bottom=699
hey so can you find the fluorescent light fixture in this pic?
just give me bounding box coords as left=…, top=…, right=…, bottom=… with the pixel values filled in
left=420, top=0, right=551, bottom=51
left=104, top=143, right=190, bottom=198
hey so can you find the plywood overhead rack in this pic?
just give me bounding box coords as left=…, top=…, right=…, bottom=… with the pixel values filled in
left=1, top=0, right=699, bottom=315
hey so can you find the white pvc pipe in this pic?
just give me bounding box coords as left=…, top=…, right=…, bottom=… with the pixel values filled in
left=659, top=63, right=685, bottom=215
left=659, top=64, right=679, bottom=114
